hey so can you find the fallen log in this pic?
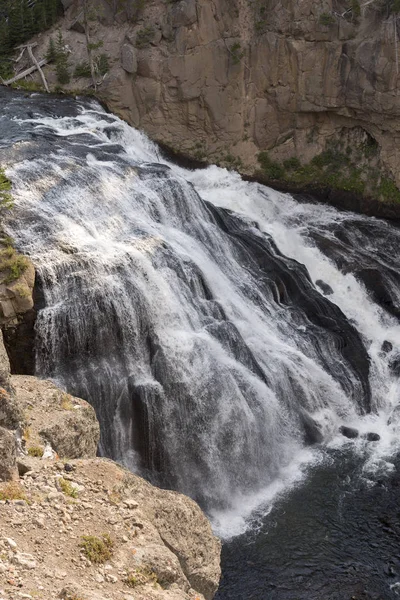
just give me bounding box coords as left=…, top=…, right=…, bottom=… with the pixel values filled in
left=3, top=58, right=48, bottom=86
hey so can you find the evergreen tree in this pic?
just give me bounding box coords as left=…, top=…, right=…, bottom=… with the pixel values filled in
left=55, top=29, right=70, bottom=84
left=0, top=0, right=63, bottom=54
left=45, top=37, right=57, bottom=62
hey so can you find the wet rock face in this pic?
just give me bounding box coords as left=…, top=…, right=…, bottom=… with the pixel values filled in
left=389, top=354, right=400, bottom=376
left=381, top=341, right=393, bottom=354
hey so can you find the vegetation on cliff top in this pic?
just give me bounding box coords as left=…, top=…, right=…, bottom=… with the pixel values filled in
left=0, top=168, right=13, bottom=210
left=0, top=168, right=29, bottom=284
left=257, top=137, right=400, bottom=204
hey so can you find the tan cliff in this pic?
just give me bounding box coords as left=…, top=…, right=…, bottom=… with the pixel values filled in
left=13, top=0, right=400, bottom=217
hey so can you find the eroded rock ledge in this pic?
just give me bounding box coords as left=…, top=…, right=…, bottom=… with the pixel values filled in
left=0, top=333, right=221, bottom=600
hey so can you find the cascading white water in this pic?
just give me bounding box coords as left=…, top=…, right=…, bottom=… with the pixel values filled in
left=2, top=89, right=400, bottom=539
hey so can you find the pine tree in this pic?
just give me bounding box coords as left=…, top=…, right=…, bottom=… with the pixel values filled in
left=46, top=37, right=57, bottom=62
left=55, top=29, right=70, bottom=84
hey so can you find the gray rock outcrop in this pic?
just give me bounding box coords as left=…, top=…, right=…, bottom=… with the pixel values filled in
left=121, top=43, right=137, bottom=74
left=0, top=426, right=17, bottom=481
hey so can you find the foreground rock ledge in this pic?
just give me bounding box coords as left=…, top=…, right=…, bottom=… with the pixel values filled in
left=0, top=457, right=221, bottom=600
left=0, top=333, right=221, bottom=600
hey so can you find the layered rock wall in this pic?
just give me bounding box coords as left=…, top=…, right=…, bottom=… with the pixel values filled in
left=20, top=0, right=400, bottom=214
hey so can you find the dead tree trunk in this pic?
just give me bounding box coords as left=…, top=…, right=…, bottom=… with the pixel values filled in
left=82, top=0, right=97, bottom=90
left=27, top=45, right=50, bottom=93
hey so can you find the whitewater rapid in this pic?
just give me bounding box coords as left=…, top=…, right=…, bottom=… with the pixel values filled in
left=1, top=90, right=400, bottom=539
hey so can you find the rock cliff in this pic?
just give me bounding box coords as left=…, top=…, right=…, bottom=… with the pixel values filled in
left=14, top=0, right=400, bottom=217
left=0, top=334, right=221, bottom=600
left=0, top=246, right=37, bottom=375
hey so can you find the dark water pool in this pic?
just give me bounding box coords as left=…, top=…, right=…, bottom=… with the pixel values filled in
left=216, top=449, right=400, bottom=600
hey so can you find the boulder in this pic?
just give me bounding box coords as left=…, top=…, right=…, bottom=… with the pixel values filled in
left=301, top=410, right=323, bottom=445
left=339, top=425, right=359, bottom=439
left=121, top=43, right=137, bottom=74
left=0, top=333, right=22, bottom=428
left=11, top=375, right=100, bottom=459
left=363, top=432, right=381, bottom=442
left=169, top=0, right=197, bottom=28
left=0, top=426, right=17, bottom=481
left=69, top=19, right=85, bottom=34
left=0, top=386, right=23, bottom=429
left=40, top=404, right=100, bottom=459
left=315, top=279, right=334, bottom=296
left=381, top=340, right=393, bottom=354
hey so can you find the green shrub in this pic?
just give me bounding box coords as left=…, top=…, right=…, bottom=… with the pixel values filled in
left=0, top=482, right=26, bottom=501
left=79, top=534, right=114, bottom=563
left=257, top=152, right=285, bottom=179
left=392, top=0, right=400, bottom=13
left=46, top=37, right=57, bottom=62
left=87, top=40, right=103, bottom=51
left=59, top=478, right=78, bottom=498
left=0, top=58, right=13, bottom=80
left=96, top=53, right=109, bottom=76
left=0, top=169, right=12, bottom=209
left=311, top=149, right=349, bottom=169
left=11, top=80, right=43, bottom=92
left=55, top=30, right=70, bottom=85
left=319, top=12, right=335, bottom=26
left=230, top=42, right=244, bottom=64
left=378, top=176, right=400, bottom=202
left=351, top=0, right=361, bottom=17
left=0, top=247, right=29, bottom=283
left=74, top=62, right=91, bottom=78
left=28, top=445, right=44, bottom=457
left=283, top=157, right=301, bottom=170
left=136, top=26, right=154, bottom=48
left=125, top=566, right=158, bottom=588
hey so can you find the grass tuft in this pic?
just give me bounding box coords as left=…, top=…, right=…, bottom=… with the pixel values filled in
left=27, top=445, right=44, bottom=458
left=60, top=393, right=74, bottom=410
left=125, top=565, right=158, bottom=588
left=79, top=534, right=114, bottom=563
left=0, top=481, right=26, bottom=501
left=59, top=478, right=78, bottom=498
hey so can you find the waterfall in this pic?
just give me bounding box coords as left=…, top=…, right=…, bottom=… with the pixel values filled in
left=1, top=88, right=400, bottom=538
